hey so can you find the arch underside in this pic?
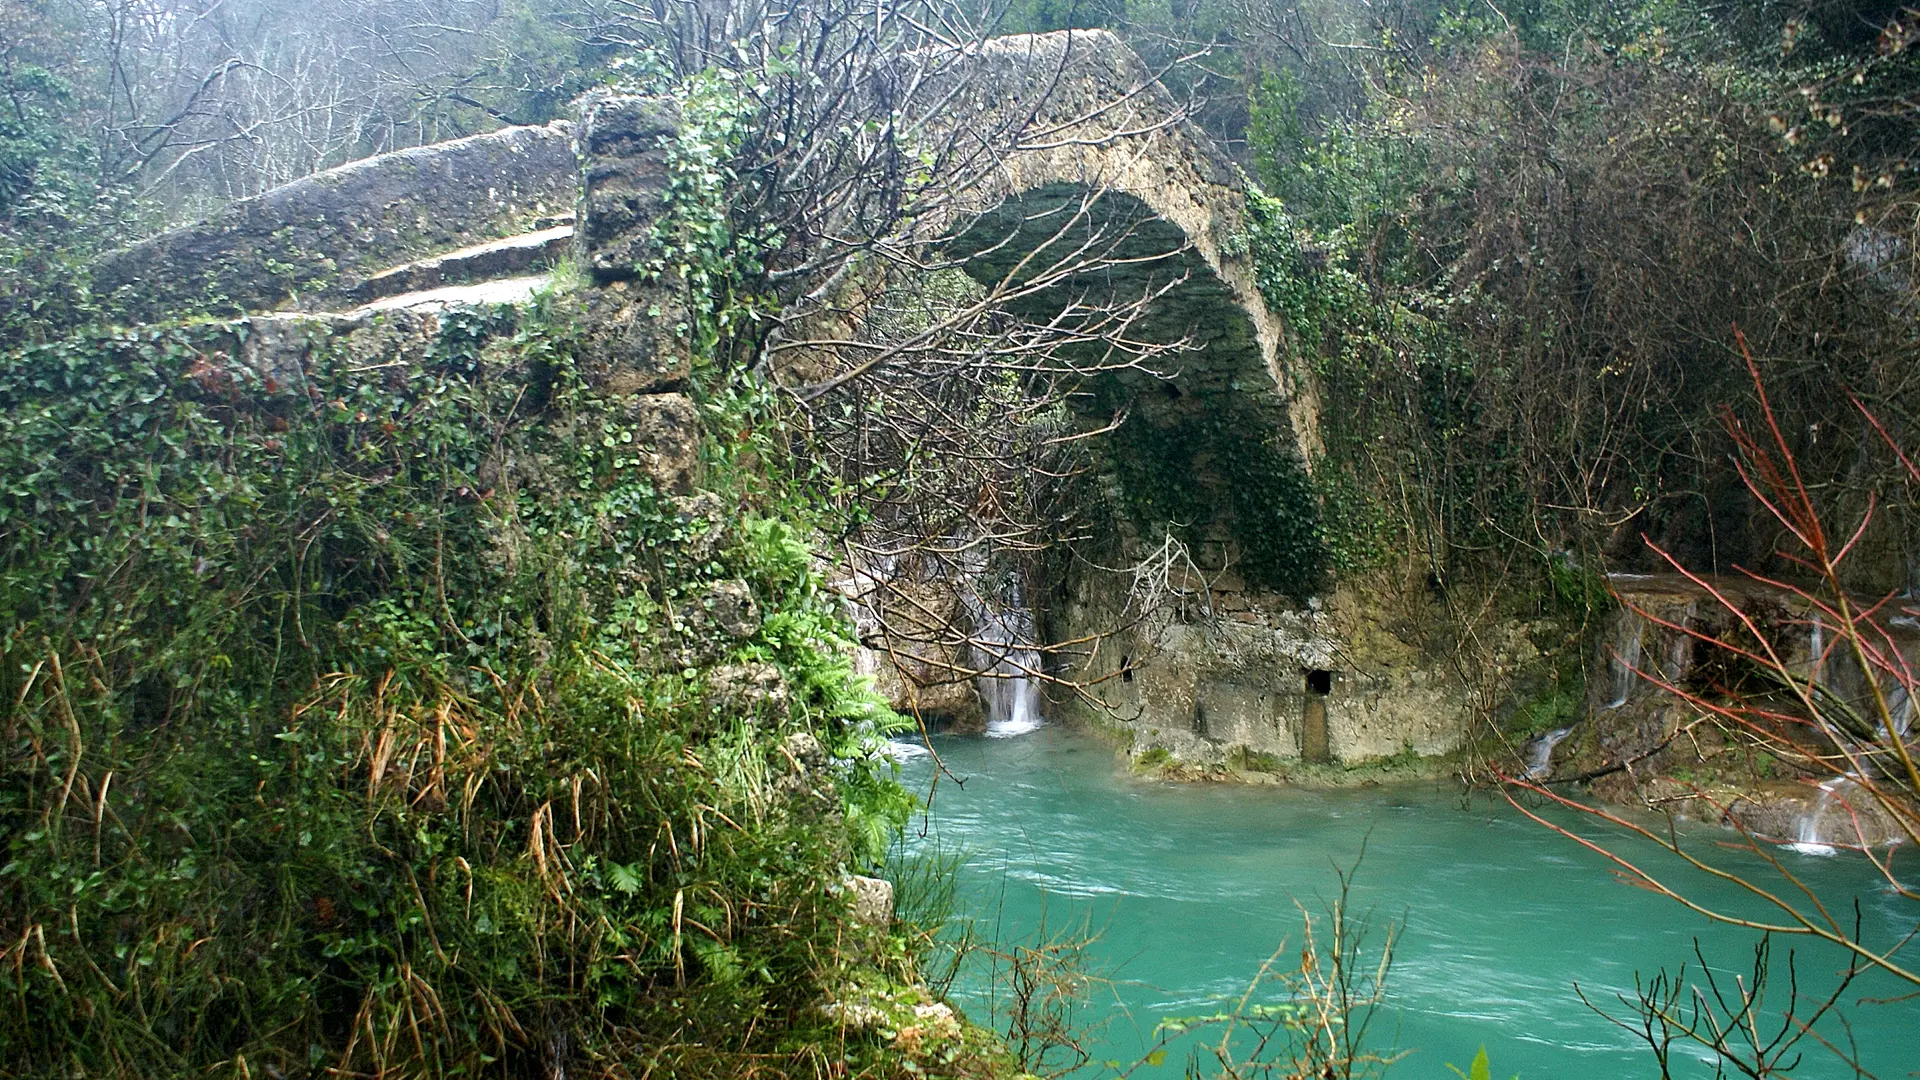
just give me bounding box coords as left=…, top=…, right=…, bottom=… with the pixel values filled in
left=945, top=181, right=1318, bottom=594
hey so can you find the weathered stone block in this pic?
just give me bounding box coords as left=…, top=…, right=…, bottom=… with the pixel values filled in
left=626, top=391, right=700, bottom=494
left=574, top=91, right=680, bottom=280
left=707, top=662, right=789, bottom=719
left=579, top=93, right=679, bottom=157
left=703, top=579, right=762, bottom=638
left=846, top=875, right=895, bottom=926
left=561, top=286, right=694, bottom=394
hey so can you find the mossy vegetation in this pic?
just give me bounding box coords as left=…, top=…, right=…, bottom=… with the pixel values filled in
left=1104, top=391, right=1326, bottom=599
left=0, top=295, right=959, bottom=1076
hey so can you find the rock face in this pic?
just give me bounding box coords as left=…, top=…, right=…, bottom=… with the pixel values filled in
left=845, top=875, right=895, bottom=926
left=336, top=226, right=575, bottom=307
left=94, top=124, right=577, bottom=321
left=1574, top=572, right=1919, bottom=846
left=559, top=284, right=694, bottom=396
left=624, top=392, right=700, bottom=494
left=176, top=307, right=460, bottom=391
left=843, top=574, right=987, bottom=732
left=1046, top=562, right=1518, bottom=771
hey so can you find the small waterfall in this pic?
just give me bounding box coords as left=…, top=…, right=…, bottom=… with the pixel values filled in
left=1786, top=775, right=1857, bottom=856
left=1885, top=686, right=1915, bottom=739
left=970, top=584, right=1044, bottom=738
left=1663, top=602, right=1696, bottom=684
left=1522, top=726, right=1574, bottom=781
left=1603, top=611, right=1645, bottom=710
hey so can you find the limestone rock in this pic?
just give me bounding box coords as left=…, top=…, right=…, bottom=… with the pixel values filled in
left=562, top=285, right=694, bottom=395
left=856, top=647, right=985, bottom=732
left=703, top=579, right=761, bottom=638
left=669, top=493, right=730, bottom=563
left=782, top=732, right=829, bottom=772
left=231, top=314, right=331, bottom=391
left=574, top=92, right=680, bottom=279
left=706, top=662, right=789, bottom=719
left=625, top=392, right=699, bottom=494
left=338, top=226, right=573, bottom=307
left=845, top=874, right=895, bottom=926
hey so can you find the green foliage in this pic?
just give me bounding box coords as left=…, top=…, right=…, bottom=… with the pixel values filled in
left=1133, top=746, right=1173, bottom=770
left=0, top=62, right=74, bottom=215
left=1312, top=458, right=1392, bottom=574
left=642, top=64, right=786, bottom=377
left=1228, top=746, right=1283, bottom=773
left=997, top=0, right=1125, bottom=33
left=1237, top=0, right=1919, bottom=597
left=1105, top=390, right=1326, bottom=598
left=0, top=301, right=914, bottom=1076
left=1244, top=185, right=1533, bottom=580
left=0, top=19, right=114, bottom=346
left=1446, top=1045, right=1516, bottom=1080
left=1545, top=553, right=1609, bottom=619
left=1505, top=683, right=1582, bottom=737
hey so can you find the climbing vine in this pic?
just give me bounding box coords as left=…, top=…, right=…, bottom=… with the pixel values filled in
left=1103, top=383, right=1327, bottom=599
left=0, top=280, right=922, bottom=1075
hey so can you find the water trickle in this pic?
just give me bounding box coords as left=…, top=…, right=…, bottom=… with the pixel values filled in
left=1885, top=686, right=1915, bottom=739
left=1663, top=603, right=1695, bottom=684
left=1603, top=610, right=1645, bottom=710
left=969, top=585, right=1044, bottom=738
left=1522, top=726, right=1574, bottom=780
left=1786, top=775, right=1856, bottom=857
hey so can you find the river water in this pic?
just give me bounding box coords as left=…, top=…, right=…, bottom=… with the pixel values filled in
left=890, top=725, right=1918, bottom=1079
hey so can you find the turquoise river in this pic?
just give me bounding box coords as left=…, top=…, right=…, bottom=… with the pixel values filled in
left=890, top=725, right=1918, bottom=1079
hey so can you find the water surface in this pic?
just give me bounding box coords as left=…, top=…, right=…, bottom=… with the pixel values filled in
left=892, top=726, right=1917, bottom=1079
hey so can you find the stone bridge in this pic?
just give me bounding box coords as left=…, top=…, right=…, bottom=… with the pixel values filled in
left=91, top=31, right=1496, bottom=772
left=95, top=31, right=1314, bottom=455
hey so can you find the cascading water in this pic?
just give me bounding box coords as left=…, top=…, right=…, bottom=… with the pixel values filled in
left=969, top=584, right=1044, bottom=738
left=1663, top=602, right=1695, bottom=685
left=1884, top=686, right=1915, bottom=739
left=1787, top=775, right=1857, bottom=857
left=1603, top=610, right=1645, bottom=710
left=1522, top=726, right=1574, bottom=780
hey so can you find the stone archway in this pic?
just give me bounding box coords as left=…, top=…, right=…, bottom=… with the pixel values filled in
left=938, top=175, right=1345, bottom=761
left=915, top=30, right=1321, bottom=463
left=887, top=34, right=1477, bottom=768
left=92, top=27, right=1478, bottom=769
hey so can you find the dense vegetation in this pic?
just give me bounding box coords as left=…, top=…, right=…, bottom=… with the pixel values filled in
left=2, top=0, right=1917, bottom=1077
left=9, top=0, right=1915, bottom=587
left=0, top=291, right=985, bottom=1074
left=1211, top=0, right=1920, bottom=596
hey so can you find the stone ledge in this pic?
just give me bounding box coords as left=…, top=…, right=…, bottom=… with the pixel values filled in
left=93, top=123, right=578, bottom=322
left=334, top=224, right=574, bottom=307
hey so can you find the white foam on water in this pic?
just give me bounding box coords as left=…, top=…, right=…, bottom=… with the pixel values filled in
left=1783, top=775, right=1856, bottom=857
left=879, top=738, right=932, bottom=761
left=971, top=582, right=1045, bottom=739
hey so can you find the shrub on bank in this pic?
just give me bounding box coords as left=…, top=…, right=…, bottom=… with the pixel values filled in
left=0, top=301, right=952, bottom=1077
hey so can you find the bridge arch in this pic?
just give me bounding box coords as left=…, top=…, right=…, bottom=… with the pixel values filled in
left=915, top=30, right=1320, bottom=463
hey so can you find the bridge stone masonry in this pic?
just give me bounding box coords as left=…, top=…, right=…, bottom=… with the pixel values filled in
left=86, top=30, right=1550, bottom=776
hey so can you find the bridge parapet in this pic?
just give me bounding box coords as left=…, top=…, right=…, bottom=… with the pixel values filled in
left=92, top=123, right=577, bottom=322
